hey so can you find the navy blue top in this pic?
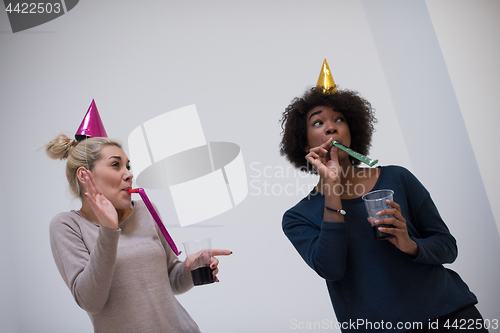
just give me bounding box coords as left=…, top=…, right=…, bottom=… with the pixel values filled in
left=282, top=166, right=477, bottom=332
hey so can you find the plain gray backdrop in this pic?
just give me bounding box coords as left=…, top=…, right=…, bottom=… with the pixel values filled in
left=1, top=1, right=499, bottom=332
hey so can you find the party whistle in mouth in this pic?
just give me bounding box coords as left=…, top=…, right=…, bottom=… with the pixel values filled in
left=331, top=140, right=378, bottom=167
left=129, top=188, right=182, bottom=255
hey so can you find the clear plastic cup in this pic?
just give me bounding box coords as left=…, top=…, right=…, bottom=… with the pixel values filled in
left=361, top=189, right=395, bottom=240
left=182, top=238, right=215, bottom=286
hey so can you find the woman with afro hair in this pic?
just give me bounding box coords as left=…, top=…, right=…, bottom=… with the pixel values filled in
left=280, top=83, right=486, bottom=332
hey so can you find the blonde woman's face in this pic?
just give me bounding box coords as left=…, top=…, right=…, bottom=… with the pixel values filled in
left=91, top=146, right=133, bottom=209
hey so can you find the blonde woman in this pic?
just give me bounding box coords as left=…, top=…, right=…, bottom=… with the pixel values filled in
left=46, top=134, right=231, bottom=332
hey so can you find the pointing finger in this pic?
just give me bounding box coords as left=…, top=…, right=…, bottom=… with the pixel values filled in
left=211, top=249, right=233, bottom=257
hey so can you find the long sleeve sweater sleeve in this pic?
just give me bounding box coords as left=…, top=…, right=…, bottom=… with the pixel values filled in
left=50, top=215, right=120, bottom=313
left=150, top=202, right=194, bottom=294
left=283, top=206, right=348, bottom=281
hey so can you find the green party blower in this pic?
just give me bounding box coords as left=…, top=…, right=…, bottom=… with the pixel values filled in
left=331, top=140, right=378, bottom=167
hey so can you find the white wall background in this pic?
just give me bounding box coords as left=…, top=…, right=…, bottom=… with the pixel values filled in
left=0, top=1, right=498, bottom=332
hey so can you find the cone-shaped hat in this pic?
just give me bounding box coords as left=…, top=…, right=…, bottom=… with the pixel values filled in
left=316, top=59, right=337, bottom=93
left=75, top=99, right=108, bottom=140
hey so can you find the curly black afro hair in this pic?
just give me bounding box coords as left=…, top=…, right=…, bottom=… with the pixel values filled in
left=280, top=86, right=377, bottom=172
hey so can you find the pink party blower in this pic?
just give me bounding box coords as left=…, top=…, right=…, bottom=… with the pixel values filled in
left=128, top=188, right=181, bottom=255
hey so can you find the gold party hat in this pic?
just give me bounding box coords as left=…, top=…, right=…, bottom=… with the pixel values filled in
left=316, top=59, right=337, bottom=93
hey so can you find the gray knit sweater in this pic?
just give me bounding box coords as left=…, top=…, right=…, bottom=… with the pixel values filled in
left=50, top=200, right=200, bottom=333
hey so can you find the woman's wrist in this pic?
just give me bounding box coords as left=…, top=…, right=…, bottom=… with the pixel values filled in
left=321, top=174, right=341, bottom=185
left=404, top=240, right=419, bottom=258
left=320, top=179, right=343, bottom=197
left=322, top=208, right=345, bottom=222
left=323, top=195, right=344, bottom=222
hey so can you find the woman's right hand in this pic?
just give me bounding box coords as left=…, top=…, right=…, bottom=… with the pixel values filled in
left=82, top=170, right=119, bottom=230
left=185, top=249, right=232, bottom=283
left=305, top=138, right=341, bottom=187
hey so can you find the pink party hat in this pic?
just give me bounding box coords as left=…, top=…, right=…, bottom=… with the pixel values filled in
left=75, top=99, right=108, bottom=140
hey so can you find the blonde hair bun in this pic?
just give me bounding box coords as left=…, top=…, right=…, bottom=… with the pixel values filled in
left=45, top=134, right=122, bottom=198
left=45, top=134, right=78, bottom=160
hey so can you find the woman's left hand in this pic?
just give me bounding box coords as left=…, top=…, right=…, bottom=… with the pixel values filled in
left=374, top=200, right=419, bottom=257
left=82, top=170, right=119, bottom=230
left=185, top=249, right=232, bottom=282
